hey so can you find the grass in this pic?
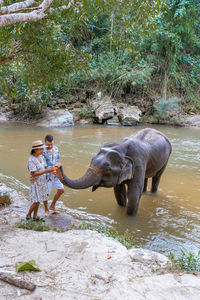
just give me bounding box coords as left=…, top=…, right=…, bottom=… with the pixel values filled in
left=17, top=218, right=51, bottom=231
left=168, top=250, right=200, bottom=273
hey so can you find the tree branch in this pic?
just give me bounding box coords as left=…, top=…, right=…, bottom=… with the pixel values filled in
left=0, top=0, right=76, bottom=27
left=0, top=0, right=54, bottom=27
left=0, top=0, right=37, bottom=14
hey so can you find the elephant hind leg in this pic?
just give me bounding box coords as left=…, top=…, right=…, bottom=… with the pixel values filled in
left=151, top=164, right=167, bottom=193
left=143, top=178, right=148, bottom=192
left=114, top=183, right=127, bottom=207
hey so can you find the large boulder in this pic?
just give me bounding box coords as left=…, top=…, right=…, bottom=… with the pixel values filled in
left=117, top=104, right=141, bottom=125
left=89, top=96, right=115, bottom=123
left=37, top=109, right=74, bottom=127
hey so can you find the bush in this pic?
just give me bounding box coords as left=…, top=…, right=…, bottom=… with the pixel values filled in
left=153, top=97, right=180, bottom=121
left=168, top=250, right=200, bottom=273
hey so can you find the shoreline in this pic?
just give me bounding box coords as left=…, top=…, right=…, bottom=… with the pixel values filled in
left=0, top=183, right=200, bottom=299
left=1, top=104, right=200, bottom=128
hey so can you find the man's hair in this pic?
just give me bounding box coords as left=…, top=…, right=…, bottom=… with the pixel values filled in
left=45, top=134, right=54, bottom=142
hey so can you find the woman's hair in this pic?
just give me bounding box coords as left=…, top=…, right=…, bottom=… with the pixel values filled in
left=30, top=149, right=36, bottom=155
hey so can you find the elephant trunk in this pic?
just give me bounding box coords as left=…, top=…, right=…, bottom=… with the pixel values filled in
left=56, top=165, right=101, bottom=189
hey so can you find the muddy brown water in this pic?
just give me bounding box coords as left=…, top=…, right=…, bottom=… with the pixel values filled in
left=0, top=123, right=199, bottom=254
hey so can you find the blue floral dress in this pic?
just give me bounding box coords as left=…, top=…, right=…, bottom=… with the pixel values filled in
left=28, top=155, right=48, bottom=203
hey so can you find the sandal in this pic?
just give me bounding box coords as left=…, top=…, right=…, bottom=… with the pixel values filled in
left=33, top=217, right=45, bottom=222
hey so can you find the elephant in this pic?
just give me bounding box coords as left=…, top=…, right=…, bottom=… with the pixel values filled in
left=56, top=128, right=172, bottom=216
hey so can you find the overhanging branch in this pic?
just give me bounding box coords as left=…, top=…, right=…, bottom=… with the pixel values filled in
left=0, top=0, right=54, bottom=27
left=0, top=0, right=76, bottom=27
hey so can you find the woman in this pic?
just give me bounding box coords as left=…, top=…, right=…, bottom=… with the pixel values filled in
left=26, top=140, right=54, bottom=221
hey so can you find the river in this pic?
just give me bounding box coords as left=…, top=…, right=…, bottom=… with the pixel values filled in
left=0, top=123, right=199, bottom=255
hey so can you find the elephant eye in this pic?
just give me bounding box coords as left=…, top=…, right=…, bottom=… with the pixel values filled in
left=103, top=162, right=111, bottom=172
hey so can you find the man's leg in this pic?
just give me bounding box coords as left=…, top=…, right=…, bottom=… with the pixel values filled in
left=49, top=188, right=64, bottom=213
left=49, top=177, right=64, bottom=213
left=45, top=179, right=52, bottom=215
left=43, top=200, right=50, bottom=217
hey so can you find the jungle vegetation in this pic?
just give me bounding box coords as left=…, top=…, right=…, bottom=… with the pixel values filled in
left=0, top=0, right=199, bottom=119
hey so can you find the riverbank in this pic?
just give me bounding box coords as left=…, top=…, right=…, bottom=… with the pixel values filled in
left=1, top=99, right=200, bottom=128
left=1, top=226, right=200, bottom=299
left=0, top=183, right=200, bottom=299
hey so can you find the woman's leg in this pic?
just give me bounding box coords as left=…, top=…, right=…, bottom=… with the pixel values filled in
left=33, top=202, right=40, bottom=219
left=27, top=202, right=39, bottom=218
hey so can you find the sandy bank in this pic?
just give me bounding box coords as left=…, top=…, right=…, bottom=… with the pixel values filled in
left=0, top=227, right=200, bottom=299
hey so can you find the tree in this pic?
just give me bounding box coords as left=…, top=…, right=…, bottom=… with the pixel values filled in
left=0, top=0, right=166, bottom=118
left=140, top=0, right=200, bottom=100
left=0, top=0, right=165, bottom=61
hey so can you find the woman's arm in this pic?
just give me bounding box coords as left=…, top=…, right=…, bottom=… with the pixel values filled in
left=30, top=168, right=53, bottom=177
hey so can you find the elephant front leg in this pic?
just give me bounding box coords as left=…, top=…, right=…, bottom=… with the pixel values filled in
left=126, top=175, right=144, bottom=215
left=114, top=183, right=127, bottom=207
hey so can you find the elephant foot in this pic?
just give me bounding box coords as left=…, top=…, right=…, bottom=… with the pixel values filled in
left=117, top=202, right=126, bottom=207
left=151, top=187, right=158, bottom=193
left=126, top=206, right=138, bottom=216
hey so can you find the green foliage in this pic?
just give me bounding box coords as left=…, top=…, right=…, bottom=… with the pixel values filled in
left=0, top=0, right=199, bottom=116
left=1, top=75, right=55, bottom=119
left=86, top=50, right=154, bottom=97
left=153, top=97, right=180, bottom=121
left=168, top=250, right=200, bottom=273
left=141, top=0, right=200, bottom=100
left=0, top=0, right=165, bottom=85
left=16, top=260, right=41, bottom=272
left=79, top=107, right=95, bottom=119
left=18, top=219, right=51, bottom=231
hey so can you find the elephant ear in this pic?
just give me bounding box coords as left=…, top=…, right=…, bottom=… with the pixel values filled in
left=118, top=156, right=134, bottom=184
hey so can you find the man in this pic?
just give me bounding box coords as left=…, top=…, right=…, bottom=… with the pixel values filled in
left=42, top=134, right=64, bottom=214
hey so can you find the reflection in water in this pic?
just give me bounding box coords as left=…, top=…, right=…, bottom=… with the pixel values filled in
left=0, top=123, right=200, bottom=254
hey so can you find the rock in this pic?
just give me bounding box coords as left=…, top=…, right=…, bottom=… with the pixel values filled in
left=56, top=99, right=67, bottom=108
left=179, top=114, right=200, bottom=127
left=0, top=106, right=11, bottom=122
left=56, top=99, right=66, bottom=105
left=71, top=108, right=81, bottom=123
left=106, top=116, right=120, bottom=126
left=129, top=248, right=169, bottom=267
left=0, top=183, right=77, bottom=227
left=37, top=109, right=74, bottom=127
left=73, top=101, right=82, bottom=109
left=118, top=105, right=141, bottom=125
left=0, top=186, right=12, bottom=205
left=78, top=119, right=93, bottom=125
left=0, top=229, right=199, bottom=299
left=0, top=192, right=11, bottom=205
left=89, top=96, right=115, bottom=123
left=10, top=104, right=21, bottom=113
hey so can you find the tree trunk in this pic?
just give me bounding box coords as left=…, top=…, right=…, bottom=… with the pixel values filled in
left=162, top=70, right=168, bottom=100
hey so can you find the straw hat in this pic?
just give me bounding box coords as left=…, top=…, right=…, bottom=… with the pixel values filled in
left=31, top=140, right=45, bottom=150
